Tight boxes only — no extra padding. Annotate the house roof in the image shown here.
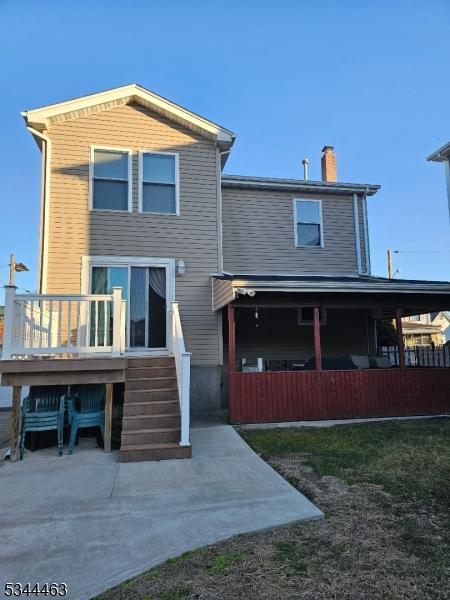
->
[22,83,236,155]
[211,273,450,311]
[401,321,441,333]
[221,175,380,196]
[426,142,450,162]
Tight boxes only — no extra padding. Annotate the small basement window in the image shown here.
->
[298,307,327,325]
[91,148,131,211]
[140,152,179,214]
[294,199,323,247]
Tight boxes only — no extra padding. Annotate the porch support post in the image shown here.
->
[313,307,322,370]
[228,304,236,374]
[112,286,122,357]
[10,386,21,462]
[227,304,236,420]
[395,309,406,369]
[104,383,113,453]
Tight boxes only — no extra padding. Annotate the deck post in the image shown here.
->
[104,383,113,453]
[10,385,21,462]
[313,307,322,370]
[3,285,17,360]
[395,309,406,368]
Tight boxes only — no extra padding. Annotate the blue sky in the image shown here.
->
[1,0,449,301]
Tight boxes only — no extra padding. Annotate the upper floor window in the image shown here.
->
[139,152,179,214]
[294,199,323,247]
[91,148,131,211]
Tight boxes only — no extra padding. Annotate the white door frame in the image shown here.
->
[81,255,176,355]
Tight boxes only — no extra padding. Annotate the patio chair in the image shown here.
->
[19,386,67,459]
[67,384,105,454]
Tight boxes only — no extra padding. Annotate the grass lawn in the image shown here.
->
[98,418,450,600]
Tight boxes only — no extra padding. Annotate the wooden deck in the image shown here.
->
[229,368,450,424]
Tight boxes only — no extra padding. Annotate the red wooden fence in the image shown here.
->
[229,368,450,424]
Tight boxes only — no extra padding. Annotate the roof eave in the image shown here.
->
[426,142,450,162]
[221,176,380,196]
[21,83,235,145]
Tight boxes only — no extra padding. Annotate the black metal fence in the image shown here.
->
[382,345,450,367]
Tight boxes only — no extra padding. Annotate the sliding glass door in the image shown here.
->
[91,264,167,350]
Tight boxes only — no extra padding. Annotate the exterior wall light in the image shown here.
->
[177,258,186,275]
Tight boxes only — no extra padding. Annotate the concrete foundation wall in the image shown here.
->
[190,365,223,412]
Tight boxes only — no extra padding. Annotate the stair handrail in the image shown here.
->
[171,301,191,447]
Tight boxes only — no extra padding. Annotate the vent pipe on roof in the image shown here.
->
[301,158,309,180]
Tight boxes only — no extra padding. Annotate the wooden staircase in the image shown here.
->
[119,357,192,462]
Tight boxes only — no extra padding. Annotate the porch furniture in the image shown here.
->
[350,355,371,369]
[303,355,359,370]
[67,384,105,454]
[265,359,288,371]
[370,356,391,369]
[288,359,307,371]
[19,386,67,459]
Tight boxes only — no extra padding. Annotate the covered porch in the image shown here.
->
[213,274,450,424]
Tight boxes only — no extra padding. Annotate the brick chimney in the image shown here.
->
[321,146,337,182]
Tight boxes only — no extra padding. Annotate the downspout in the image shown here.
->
[27,126,51,294]
[216,148,231,275]
[353,192,362,274]
[361,187,371,275]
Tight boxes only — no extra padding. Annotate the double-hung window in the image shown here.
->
[294,199,323,247]
[140,152,179,214]
[91,148,130,211]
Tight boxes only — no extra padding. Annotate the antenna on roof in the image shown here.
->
[301,158,309,180]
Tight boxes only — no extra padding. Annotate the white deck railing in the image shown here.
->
[171,301,191,447]
[2,285,126,359]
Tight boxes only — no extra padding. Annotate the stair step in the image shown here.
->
[126,366,176,379]
[123,400,179,416]
[121,427,181,445]
[120,443,191,462]
[124,389,178,402]
[127,357,174,368]
[122,413,181,430]
[126,376,177,391]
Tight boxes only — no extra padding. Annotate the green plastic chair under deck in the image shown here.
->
[19,386,67,459]
[67,384,105,454]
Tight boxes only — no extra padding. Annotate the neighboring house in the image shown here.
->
[402,312,450,345]
[0,305,4,348]
[427,142,450,221]
[431,310,450,342]
[1,84,450,462]
[401,320,443,346]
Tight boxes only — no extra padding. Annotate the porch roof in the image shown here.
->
[211,273,450,314]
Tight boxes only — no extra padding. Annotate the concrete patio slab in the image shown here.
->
[0,423,323,600]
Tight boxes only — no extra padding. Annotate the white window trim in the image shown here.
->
[293,198,324,248]
[81,255,176,355]
[89,145,133,213]
[297,306,327,326]
[138,150,180,215]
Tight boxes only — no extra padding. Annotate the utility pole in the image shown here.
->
[8,254,30,286]
[387,249,393,279]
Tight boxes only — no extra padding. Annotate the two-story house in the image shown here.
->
[1,84,450,462]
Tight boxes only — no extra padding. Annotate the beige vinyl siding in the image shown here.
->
[212,278,235,311]
[45,103,220,366]
[222,187,362,275]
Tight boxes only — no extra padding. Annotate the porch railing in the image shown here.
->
[2,285,126,359]
[171,301,191,447]
[382,345,450,367]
